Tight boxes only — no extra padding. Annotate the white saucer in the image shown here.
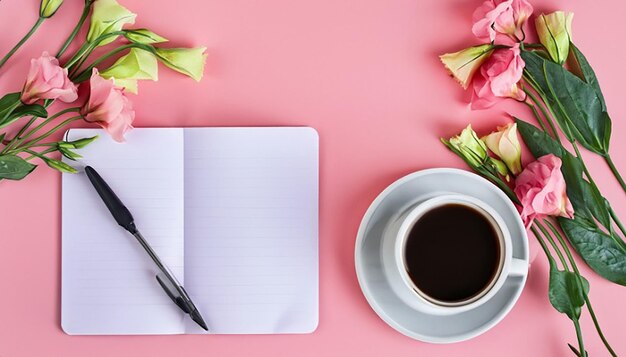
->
[355,168,529,343]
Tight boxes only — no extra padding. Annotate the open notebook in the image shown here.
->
[61,127,319,335]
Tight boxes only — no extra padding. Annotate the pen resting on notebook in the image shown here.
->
[84,165,209,331]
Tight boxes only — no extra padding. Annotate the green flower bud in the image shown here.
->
[59,135,98,149]
[44,157,77,173]
[40,0,64,18]
[155,47,207,81]
[59,146,83,161]
[445,125,489,167]
[536,12,574,64]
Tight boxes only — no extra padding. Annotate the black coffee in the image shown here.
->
[404,204,501,303]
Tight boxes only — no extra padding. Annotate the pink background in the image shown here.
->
[1,0,626,356]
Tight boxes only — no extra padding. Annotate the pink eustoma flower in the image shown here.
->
[21,52,78,105]
[472,0,533,44]
[471,43,526,110]
[514,154,574,227]
[81,69,135,142]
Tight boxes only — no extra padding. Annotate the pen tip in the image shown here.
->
[191,310,209,331]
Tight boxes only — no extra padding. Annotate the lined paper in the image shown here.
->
[61,127,319,335]
[62,128,186,335]
[183,127,319,333]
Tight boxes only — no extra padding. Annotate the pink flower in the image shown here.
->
[21,52,78,105]
[471,43,526,110]
[514,154,574,227]
[472,0,533,44]
[80,69,135,142]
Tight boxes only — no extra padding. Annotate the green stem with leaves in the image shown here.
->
[0,17,45,69]
[544,219,617,356]
[532,222,587,357]
[571,142,626,245]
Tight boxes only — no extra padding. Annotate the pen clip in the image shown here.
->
[155,273,191,313]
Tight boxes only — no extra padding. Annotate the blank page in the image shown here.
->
[62,128,186,335]
[183,127,319,333]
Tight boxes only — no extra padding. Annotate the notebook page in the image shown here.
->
[62,128,186,335]
[183,127,319,333]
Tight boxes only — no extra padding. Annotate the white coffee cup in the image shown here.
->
[381,194,527,315]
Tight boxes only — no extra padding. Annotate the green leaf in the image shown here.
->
[568,344,584,357]
[568,43,606,111]
[548,264,588,320]
[560,217,626,285]
[43,157,78,173]
[521,50,611,155]
[0,132,6,144]
[0,93,21,124]
[0,154,37,180]
[12,103,47,119]
[0,92,20,112]
[516,119,611,228]
[0,102,48,129]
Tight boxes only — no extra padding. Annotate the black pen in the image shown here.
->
[84,165,208,331]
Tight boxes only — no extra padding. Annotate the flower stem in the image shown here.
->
[25,147,56,161]
[0,116,38,154]
[544,219,617,357]
[16,115,83,151]
[530,224,554,262]
[608,206,626,242]
[73,44,136,82]
[64,30,126,72]
[0,17,45,69]
[525,101,549,133]
[573,319,587,357]
[8,107,81,153]
[523,87,560,143]
[56,2,93,58]
[535,220,568,269]
[604,154,626,194]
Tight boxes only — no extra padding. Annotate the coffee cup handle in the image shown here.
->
[509,258,528,277]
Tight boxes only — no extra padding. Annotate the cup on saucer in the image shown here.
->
[381,194,527,316]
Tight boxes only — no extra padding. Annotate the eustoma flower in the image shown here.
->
[155,47,208,82]
[514,154,574,226]
[472,0,534,43]
[471,43,526,109]
[21,52,78,104]
[87,0,136,46]
[80,69,135,142]
[439,44,494,89]
[100,48,158,94]
[482,123,522,175]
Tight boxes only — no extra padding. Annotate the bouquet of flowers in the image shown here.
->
[0,0,206,180]
[439,1,625,355]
